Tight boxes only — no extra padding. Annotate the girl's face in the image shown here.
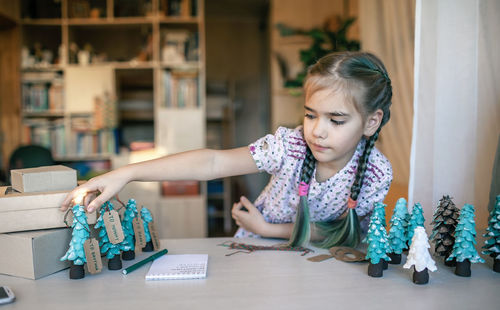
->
[303,88,380,174]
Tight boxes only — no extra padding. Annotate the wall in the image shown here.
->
[205,0,270,200]
[270,0,359,131]
[358,0,415,186]
[410,0,500,229]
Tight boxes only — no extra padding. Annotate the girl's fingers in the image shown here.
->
[239,196,256,212]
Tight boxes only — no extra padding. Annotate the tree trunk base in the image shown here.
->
[368,260,384,277]
[122,250,135,261]
[444,257,456,267]
[108,255,123,270]
[455,259,471,277]
[142,240,154,252]
[388,253,401,264]
[413,267,429,284]
[383,259,388,270]
[493,259,500,273]
[69,263,85,279]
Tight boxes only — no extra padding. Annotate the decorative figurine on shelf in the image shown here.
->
[61,204,90,280]
[407,202,425,246]
[482,195,500,273]
[96,201,123,270]
[141,206,154,252]
[447,204,485,277]
[121,199,138,260]
[387,198,409,264]
[365,202,391,277]
[430,195,460,266]
[403,226,437,284]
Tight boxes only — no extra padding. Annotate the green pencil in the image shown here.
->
[122,249,168,275]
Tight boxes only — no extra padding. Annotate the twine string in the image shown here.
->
[63,208,91,234]
[219,241,313,256]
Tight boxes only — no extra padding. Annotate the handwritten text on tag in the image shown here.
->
[103,210,125,244]
[84,238,103,274]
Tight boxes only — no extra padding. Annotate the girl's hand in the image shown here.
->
[60,168,129,213]
[231,196,268,236]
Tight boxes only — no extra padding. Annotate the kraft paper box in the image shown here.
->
[11,165,77,193]
[0,228,72,279]
[0,186,97,234]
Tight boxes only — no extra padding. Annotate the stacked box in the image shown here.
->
[0,186,97,233]
[0,229,72,279]
[0,165,95,279]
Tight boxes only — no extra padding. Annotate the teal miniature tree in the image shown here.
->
[407,203,425,246]
[430,195,460,266]
[482,195,500,273]
[96,201,122,270]
[121,199,138,260]
[387,198,409,264]
[61,204,90,279]
[447,204,485,277]
[141,206,154,252]
[365,202,391,277]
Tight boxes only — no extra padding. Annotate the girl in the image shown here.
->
[60,51,393,248]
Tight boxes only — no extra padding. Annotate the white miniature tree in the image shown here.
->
[403,226,437,284]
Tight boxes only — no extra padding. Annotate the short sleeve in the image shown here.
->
[248,127,291,175]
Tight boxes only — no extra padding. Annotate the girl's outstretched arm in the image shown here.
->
[60,147,258,212]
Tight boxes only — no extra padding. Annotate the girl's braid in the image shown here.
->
[350,127,381,201]
[300,147,316,183]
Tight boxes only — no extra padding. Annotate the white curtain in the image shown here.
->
[358,0,416,186]
[410,0,500,229]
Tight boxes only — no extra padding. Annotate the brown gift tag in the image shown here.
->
[84,238,103,274]
[148,220,160,250]
[133,217,147,248]
[307,254,334,262]
[103,210,125,244]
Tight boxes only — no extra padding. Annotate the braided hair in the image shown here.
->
[288,52,392,248]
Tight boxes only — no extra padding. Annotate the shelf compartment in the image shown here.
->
[21,0,62,19]
[68,24,153,64]
[21,25,62,67]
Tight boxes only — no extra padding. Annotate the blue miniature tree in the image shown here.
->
[482,195,500,273]
[407,203,425,246]
[387,198,409,264]
[96,201,122,270]
[141,206,154,252]
[365,202,391,277]
[61,204,90,279]
[447,204,484,277]
[121,199,138,260]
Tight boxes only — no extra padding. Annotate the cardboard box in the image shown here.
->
[0,186,97,233]
[11,165,77,193]
[0,228,72,279]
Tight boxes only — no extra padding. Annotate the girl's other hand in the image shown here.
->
[59,169,128,213]
[231,196,268,235]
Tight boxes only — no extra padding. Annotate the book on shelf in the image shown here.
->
[162,70,199,108]
[22,119,66,157]
[22,72,64,113]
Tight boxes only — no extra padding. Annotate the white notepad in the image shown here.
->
[145,254,208,280]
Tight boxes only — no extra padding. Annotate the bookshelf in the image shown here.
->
[19,0,207,237]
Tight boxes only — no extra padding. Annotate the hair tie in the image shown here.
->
[298,181,309,196]
[347,197,357,209]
